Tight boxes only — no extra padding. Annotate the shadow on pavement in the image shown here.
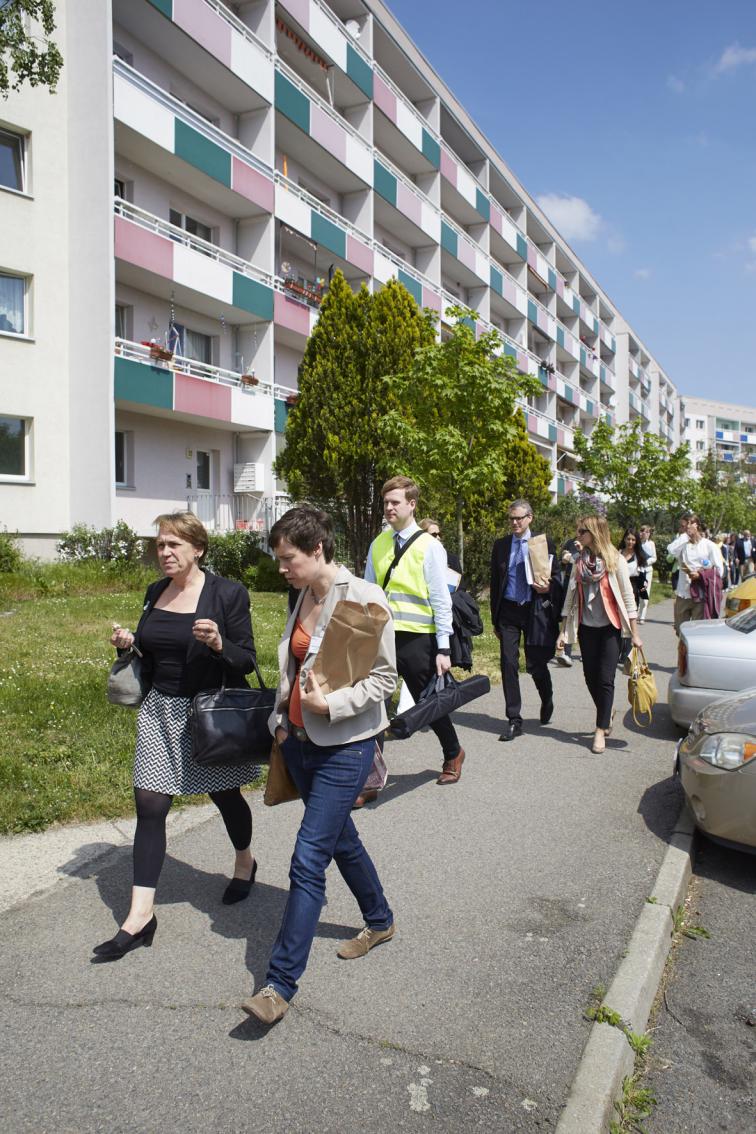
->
[637,775,685,841]
[363,768,440,808]
[620,705,680,743]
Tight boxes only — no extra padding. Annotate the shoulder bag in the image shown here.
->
[627,646,658,726]
[190,659,275,767]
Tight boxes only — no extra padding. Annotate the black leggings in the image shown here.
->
[133,787,252,888]
[577,623,622,730]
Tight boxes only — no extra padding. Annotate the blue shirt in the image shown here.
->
[365,521,453,647]
[504,531,531,605]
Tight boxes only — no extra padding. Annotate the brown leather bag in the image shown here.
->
[263,740,300,806]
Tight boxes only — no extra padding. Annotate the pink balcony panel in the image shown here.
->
[395,182,421,226]
[422,287,441,313]
[556,275,564,297]
[548,374,557,391]
[440,147,457,187]
[174,372,232,421]
[502,278,517,305]
[373,73,397,123]
[346,235,374,275]
[526,243,537,270]
[309,105,346,164]
[114,216,173,278]
[174,0,232,68]
[527,414,538,434]
[274,290,311,337]
[536,306,549,334]
[557,428,566,447]
[489,203,502,234]
[516,349,529,374]
[232,158,274,212]
[456,238,475,272]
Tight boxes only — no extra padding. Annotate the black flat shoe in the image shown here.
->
[92,915,157,960]
[540,698,554,725]
[222,860,258,905]
[498,721,523,742]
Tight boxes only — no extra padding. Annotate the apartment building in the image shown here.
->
[0,0,682,554]
[681,396,756,487]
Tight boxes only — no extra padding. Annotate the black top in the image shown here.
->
[131,570,256,698]
[140,610,197,696]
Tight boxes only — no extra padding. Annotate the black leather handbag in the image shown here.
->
[389,672,491,739]
[190,660,275,767]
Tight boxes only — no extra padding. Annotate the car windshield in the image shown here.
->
[729,607,756,634]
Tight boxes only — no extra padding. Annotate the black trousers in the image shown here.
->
[577,624,622,729]
[395,630,460,761]
[496,600,553,724]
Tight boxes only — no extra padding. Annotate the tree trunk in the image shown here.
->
[456,496,464,571]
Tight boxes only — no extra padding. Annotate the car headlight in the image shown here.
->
[697,733,756,770]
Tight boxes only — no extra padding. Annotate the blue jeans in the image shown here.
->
[265,735,393,1002]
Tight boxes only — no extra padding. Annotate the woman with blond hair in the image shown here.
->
[556,515,642,753]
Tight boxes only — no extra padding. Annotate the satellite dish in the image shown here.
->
[345,19,361,37]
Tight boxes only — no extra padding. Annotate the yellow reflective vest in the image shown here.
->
[371,529,436,633]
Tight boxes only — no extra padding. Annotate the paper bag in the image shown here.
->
[263,739,300,807]
[527,534,552,588]
[310,600,390,694]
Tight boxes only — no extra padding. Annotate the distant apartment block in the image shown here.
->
[1,0,683,555]
[681,396,756,487]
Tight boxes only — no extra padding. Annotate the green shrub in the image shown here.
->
[205,529,265,581]
[57,520,144,563]
[0,529,23,573]
[246,553,288,592]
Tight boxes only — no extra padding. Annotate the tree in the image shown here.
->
[1,0,63,95]
[574,419,691,527]
[380,305,543,567]
[693,448,755,534]
[275,272,436,569]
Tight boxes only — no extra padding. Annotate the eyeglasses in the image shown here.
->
[509,514,530,522]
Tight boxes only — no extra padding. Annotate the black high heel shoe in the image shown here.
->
[92,915,157,960]
[222,859,258,905]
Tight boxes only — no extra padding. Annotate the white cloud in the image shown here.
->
[714,42,756,74]
[634,268,652,280]
[748,236,756,254]
[535,193,602,242]
[667,74,685,93]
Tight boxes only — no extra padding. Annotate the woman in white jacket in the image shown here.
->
[557,515,642,753]
[637,524,657,624]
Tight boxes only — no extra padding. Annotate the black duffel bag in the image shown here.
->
[190,660,275,767]
[389,672,491,740]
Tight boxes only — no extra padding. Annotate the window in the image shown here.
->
[0,128,25,193]
[0,415,30,478]
[684,417,690,428]
[114,177,125,198]
[115,303,131,340]
[169,209,212,244]
[196,450,211,491]
[696,419,705,430]
[696,440,705,451]
[115,431,126,485]
[0,272,27,335]
[185,329,212,364]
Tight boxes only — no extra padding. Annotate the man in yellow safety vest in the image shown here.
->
[365,476,465,785]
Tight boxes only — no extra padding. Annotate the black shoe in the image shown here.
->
[92,915,157,960]
[222,860,258,905]
[540,698,554,725]
[498,721,523,742]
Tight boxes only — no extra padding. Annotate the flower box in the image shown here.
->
[141,340,174,362]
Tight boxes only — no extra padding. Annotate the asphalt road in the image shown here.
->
[0,603,685,1133]
[645,836,756,1134]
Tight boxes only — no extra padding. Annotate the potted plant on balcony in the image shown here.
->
[141,339,174,362]
[285,392,299,406]
[241,371,260,387]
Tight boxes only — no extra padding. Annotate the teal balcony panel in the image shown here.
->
[274,398,289,434]
[174,120,231,187]
[475,189,490,221]
[346,44,373,99]
[373,159,397,206]
[115,356,173,410]
[440,220,457,258]
[548,423,557,443]
[275,70,310,134]
[516,233,527,260]
[422,129,441,169]
[527,299,538,324]
[556,325,565,349]
[572,294,580,315]
[232,274,274,320]
[548,268,557,291]
[490,265,503,295]
[147,0,172,16]
[397,270,422,307]
[311,212,347,260]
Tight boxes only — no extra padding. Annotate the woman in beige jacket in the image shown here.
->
[556,515,642,753]
[241,504,397,1026]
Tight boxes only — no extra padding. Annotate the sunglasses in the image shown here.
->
[429,531,442,539]
[577,527,590,535]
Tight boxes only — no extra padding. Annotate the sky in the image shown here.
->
[386,0,756,407]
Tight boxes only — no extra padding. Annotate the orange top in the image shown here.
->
[288,619,312,728]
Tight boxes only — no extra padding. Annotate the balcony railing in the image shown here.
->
[113,58,273,178]
[202,0,272,59]
[373,61,440,141]
[115,198,274,288]
[306,0,371,64]
[275,171,372,246]
[276,58,366,145]
[374,147,437,215]
[282,274,325,307]
[115,337,273,396]
[187,493,291,533]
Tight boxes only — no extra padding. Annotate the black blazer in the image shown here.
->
[735,538,755,566]
[133,570,256,696]
[490,533,562,647]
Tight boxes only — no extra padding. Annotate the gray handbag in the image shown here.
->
[107,644,148,708]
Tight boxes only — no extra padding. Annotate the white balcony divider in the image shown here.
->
[202,0,272,57]
[113,58,273,177]
[115,337,273,396]
[114,198,273,288]
[373,61,440,141]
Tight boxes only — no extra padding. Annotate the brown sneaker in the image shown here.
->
[352,789,379,810]
[337,923,395,959]
[241,985,289,1025]
[436,747,465,784]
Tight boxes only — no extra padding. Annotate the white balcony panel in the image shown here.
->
[114,72,174,151]
[372,251,394,284]
[514,288,528,317]
[455,166,478,209]
[420,204,441,244]
[230,34,274,103]
[230,392,274,432]
[345,135,373,184]
[173,244,233,303]
[395,99,423,150]
[275,184,312,235]
[499,212,519,254]
[535,252,549,281]
[474,249,488,282]
[309,4,348,70]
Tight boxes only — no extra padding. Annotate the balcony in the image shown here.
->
[114,338,274,432]
[372,61,440,179]
[113,58,275,218]
[440,214,488,288]
[274,172,375,279]
[373,149,441,246]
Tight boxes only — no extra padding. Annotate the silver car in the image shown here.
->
[676,687,756,852]
[668,607,756,729]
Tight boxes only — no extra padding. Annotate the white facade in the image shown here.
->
[1,0,686,555]
[681,396,756,485]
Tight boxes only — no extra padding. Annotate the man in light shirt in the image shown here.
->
[366,477,464,786]
[735,530,755,579]
[667,514,725,632]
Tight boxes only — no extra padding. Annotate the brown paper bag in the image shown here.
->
[527,533,552,588]
[263,739,300,807]
[310,600,390,694]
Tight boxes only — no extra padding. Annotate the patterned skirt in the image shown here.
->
[134,687,261,795]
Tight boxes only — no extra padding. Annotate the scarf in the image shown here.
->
[576,550,607,583]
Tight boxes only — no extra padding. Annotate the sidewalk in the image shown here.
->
[0,601,686,1132]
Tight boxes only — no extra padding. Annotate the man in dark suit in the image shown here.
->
[735,530,755,578]
[490,499,562,741]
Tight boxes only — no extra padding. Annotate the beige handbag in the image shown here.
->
[627,647,658,726]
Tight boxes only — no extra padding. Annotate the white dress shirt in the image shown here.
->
[667,534,724,598]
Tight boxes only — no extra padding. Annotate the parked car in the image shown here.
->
[668,606,756,728]
[724,574,756,617]
[676,686,756,852]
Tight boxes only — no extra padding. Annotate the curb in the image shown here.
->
[0,800,225,915]
[556,805,695,1134]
